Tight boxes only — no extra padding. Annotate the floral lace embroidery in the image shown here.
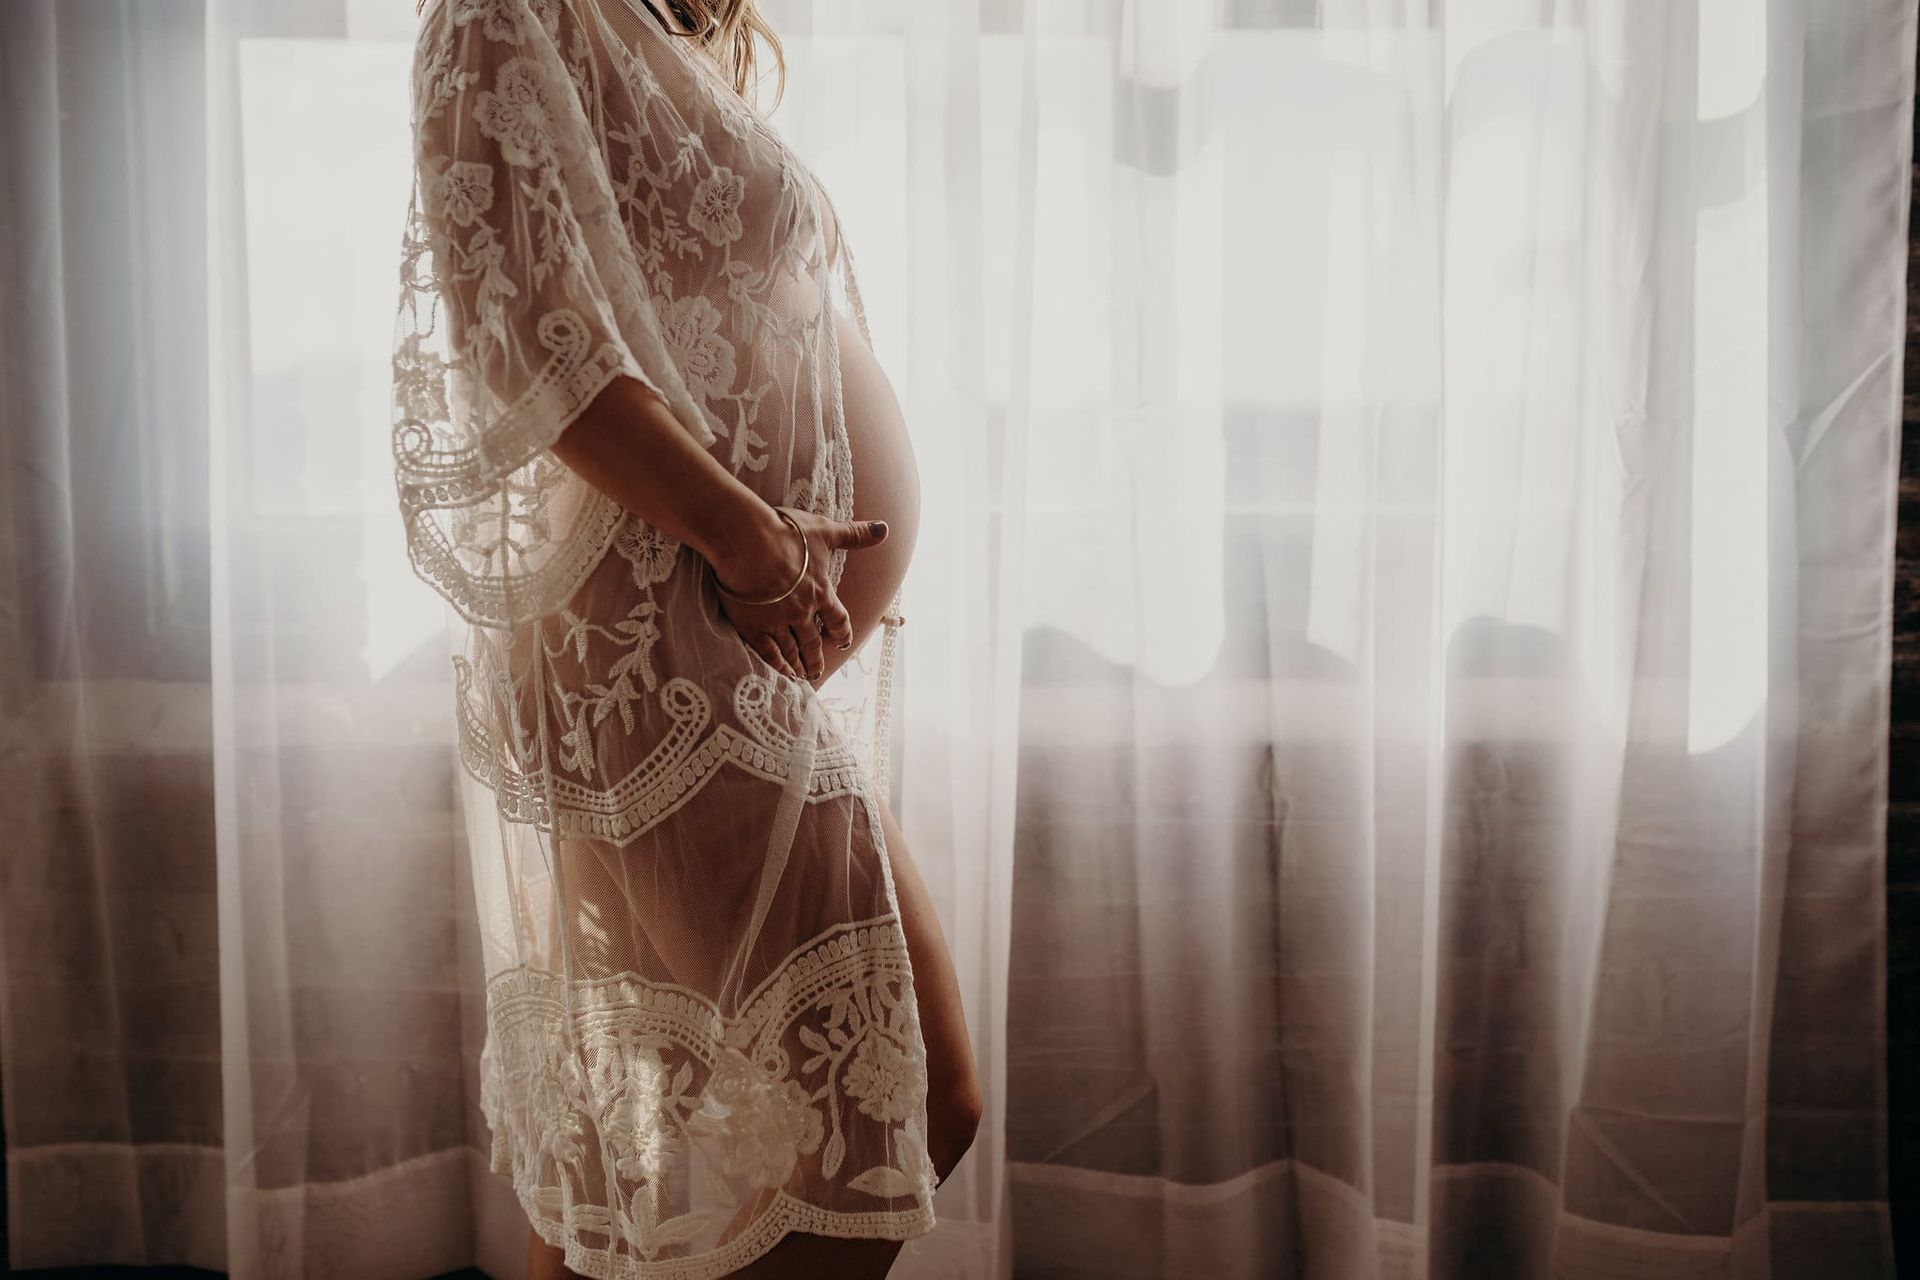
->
[455,659,867,846]
[483,919,938,1275]
[397,3,927,1271]
[396,0,836,630]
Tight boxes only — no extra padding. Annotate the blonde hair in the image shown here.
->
[657,0,785,107]
[413,0,785,108]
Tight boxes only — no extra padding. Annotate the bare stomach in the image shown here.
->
[819,306,919,683]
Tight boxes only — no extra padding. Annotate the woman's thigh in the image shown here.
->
[872,795,979,1120]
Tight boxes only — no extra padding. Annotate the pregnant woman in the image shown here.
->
[391,1,979,1275]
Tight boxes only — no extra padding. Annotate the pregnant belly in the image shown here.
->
[822,305,919,680]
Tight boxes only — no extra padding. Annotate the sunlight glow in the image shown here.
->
[238,39,445,682]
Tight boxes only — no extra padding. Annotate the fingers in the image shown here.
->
[791,610,837,679]
[719,524,866,678]
[772,626,804,679]
[818,597,854,651]
[748,632,797,679]
[819,517,888,552]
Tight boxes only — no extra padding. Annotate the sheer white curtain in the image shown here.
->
[0,1,1908,1278]
[869,1,1911,1273]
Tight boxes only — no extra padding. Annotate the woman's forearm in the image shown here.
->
[550,373,795,596]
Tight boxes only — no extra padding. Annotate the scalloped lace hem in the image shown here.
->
[515,1179,938,1280]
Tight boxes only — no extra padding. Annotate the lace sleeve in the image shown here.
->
[391,0,715,627]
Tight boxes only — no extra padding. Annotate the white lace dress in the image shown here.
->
[390,0,936,1273]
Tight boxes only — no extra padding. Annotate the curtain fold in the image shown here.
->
[0,0,225,1267]
[0,1,1908,1277]
[987,3,1908,1275]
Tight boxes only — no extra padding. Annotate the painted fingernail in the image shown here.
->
[869,521,887,537]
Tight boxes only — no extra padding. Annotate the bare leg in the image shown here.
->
[872,793,984,1182]
[721,793,983,1278]
[520,783,979,1279]
[720,1230,906,1279]
[527,1228,583,1280]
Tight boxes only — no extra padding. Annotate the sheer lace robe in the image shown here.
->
[390,1,935,1273]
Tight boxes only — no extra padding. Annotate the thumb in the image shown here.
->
[827,518,889,551]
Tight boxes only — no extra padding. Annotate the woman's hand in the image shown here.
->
[708,505,889,683]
